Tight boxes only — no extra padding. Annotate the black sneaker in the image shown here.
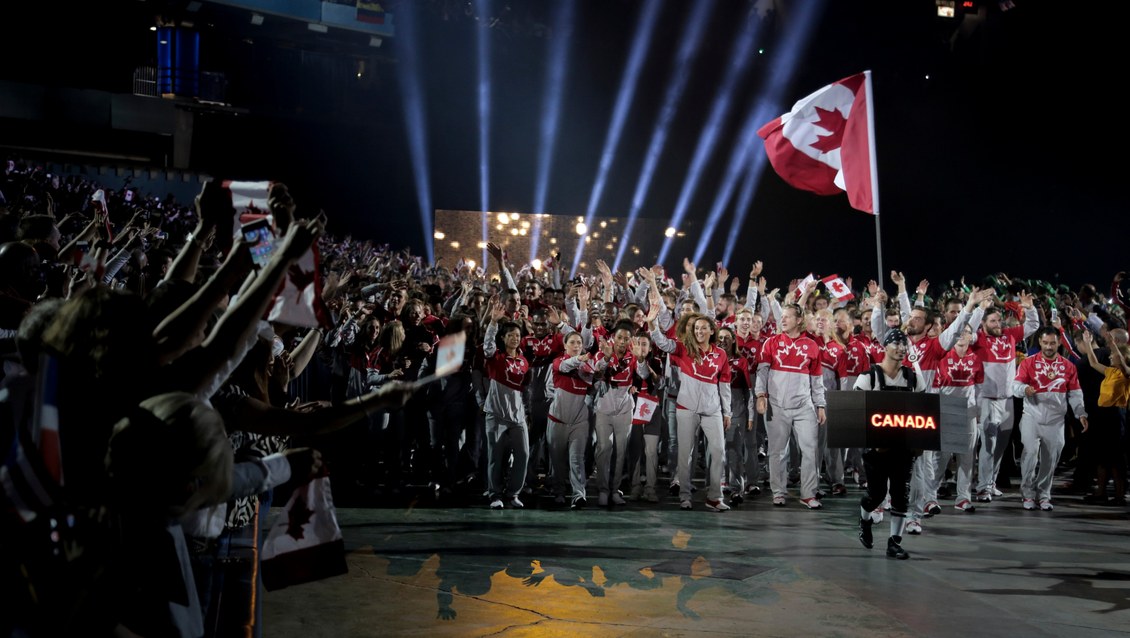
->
[730,493,744,506]
[571,496,586,509]
[859,518,873,549]
[886,536,909,560]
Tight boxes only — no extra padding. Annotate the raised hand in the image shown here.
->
[729,276,740,294]
[644,302,660,324]
[890,270,905,286]
[717,264,729,284]
[750,260,763,280]
[683,258,696,276]
[598,337,613,357]
[486,242,503,263]
[917,279,930,296]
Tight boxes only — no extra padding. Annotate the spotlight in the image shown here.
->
[531,259,542,270]
[466,259,476,269]
[520,221,530,229]
[510,228,519,235]
[497,213,509,223]
[600,221,607,228]
[434,231,445,239]
[509,212,519,221]
[575,222,587,235]
[497,223,504,230]
[665,227,677,238]
[150,25,157,31]
[476,241,487,249]
[585,236,591,244]
[450,241,460,249]
[519,228,527,236]
[549,238,557,244]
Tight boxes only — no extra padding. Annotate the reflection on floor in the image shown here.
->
[263,477,1129,638]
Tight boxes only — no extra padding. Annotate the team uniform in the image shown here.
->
[1011,352,1087,509]
[755,332,826,506]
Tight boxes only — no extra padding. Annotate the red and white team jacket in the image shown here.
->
[934,348,984,410]
[755,332,826,411]
[593,350,649,417]
[1011,353,1087,425]
[651,328,732,418]
[483,322,530,425]
[547,355,595,426]
[971,306,1039,399]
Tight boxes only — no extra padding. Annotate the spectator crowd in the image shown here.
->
[0,158,1126,636]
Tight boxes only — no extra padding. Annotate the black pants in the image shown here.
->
[860,449,915,516]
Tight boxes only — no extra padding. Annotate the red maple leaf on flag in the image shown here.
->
[287,264,316,305]
[810,106,847,153]
[639,402,651,418]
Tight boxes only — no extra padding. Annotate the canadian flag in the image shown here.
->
[758,71,878,214]
[267,243,332,329]
[821,274,855,302]
[632,392,659,426]
[794,273,816,300]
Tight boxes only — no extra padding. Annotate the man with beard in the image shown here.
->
[1012,327,1089,511]
[969,291,1040,502]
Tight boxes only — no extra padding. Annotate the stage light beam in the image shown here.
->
[656,8,765,266]
[476,0,492,267]
[531,0,576,261]
[571,0,665,275]
[613,0,716,271]
[393,4,435,262]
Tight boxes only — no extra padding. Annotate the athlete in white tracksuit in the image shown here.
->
[1011,327,1088,509]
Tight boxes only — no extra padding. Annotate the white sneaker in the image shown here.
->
[800,497,823,510]
[906,519,923,535]
[1039,499,1054,511]
[680,499,693,510]
[598,492,609,507]
[870,507,885,523]
[490,499,504,509]
[611,491,627,506]
[705,498,730,512]
[1022,498,1036,511]
[507,496,524,509]
[991,486,1004,497]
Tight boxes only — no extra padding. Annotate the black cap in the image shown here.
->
[883,329,908,347]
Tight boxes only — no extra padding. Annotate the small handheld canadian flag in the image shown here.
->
[821,274,855,302]
[794,273,817,299]
[632,392,659,426]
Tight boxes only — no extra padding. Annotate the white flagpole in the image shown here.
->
[863,70,883,282]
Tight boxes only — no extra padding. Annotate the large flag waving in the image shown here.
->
[758,71,877,214]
